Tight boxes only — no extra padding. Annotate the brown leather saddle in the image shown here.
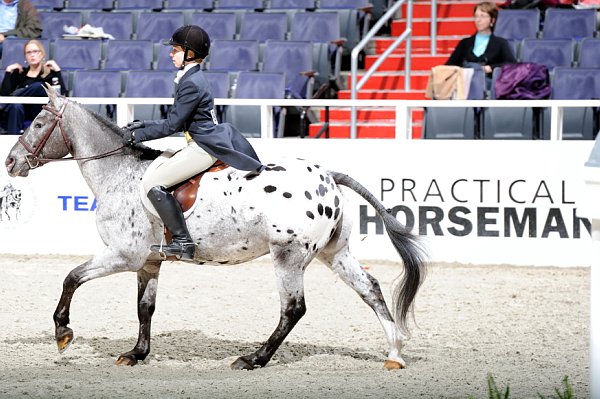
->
[170,160,229,212]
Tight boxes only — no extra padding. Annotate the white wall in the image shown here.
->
[0,137,593,267]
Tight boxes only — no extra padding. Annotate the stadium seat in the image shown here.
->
[578,38,600,68]
[542,8,596,40]
[124,70,176,120]
[1,38,49,69]
[519,39,575,69]
[65,0,113,10]
[136,12,184,42]
[187,12,237,41]
[165,0,214,10]
[104,40,154,70]
[262,40,314,99]
[39,11,82,39]
[114,0,163,10]
[494,9,540,41]
[203,71,230,99]
[547,67,600,139]
[88,12,134,40]
[207,40,259,72]
[319,0,370,8]
[239,12,287,42]
[215,0,264,9]
[155,44,175,71]
[225,71,286,138]
[268,0,316,8]
[467,69,486,100]
[52,39,103,70]
[31,0,64,11]
[71,70,122,117]
[422,107,477,139]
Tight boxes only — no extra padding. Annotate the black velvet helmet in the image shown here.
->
[168,25,210,60]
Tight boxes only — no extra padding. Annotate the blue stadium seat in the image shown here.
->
[422,107,477,139]
[546,67,599,140]
[578,38,600,68]
[519,39,575,69]
[104,40,154,70]
[1,38,49,69]
[31,0,64,11]
[207,40,259,71]
[240,12,287,42]
[65,0,113,10]
[494,9,540,41]
[268,0,315,9]
[542,8,596,40]
[124,70,176,120]
[114,0,163,10]
[88,12,133,40]
[467,69,486,100]
[319,0,370,7]
[215,0,263,9]
[155,44,175,70]
[225,71,286,137]
[39,11,82,39]
[263,40,314,98]
[136,12,184,42]
[188,12,237,40]
[52,39,103,70]
[71,70,122,117]
[165,0,214,10]
[203,71,230,99]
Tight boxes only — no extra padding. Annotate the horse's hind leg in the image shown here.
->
[231,244,311,370]
[317,248,407,370]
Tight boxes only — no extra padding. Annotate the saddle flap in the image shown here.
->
[172,160,229,214]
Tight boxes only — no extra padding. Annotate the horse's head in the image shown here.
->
[5,84,72,177]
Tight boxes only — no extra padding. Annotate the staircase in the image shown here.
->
[308,0,481,139]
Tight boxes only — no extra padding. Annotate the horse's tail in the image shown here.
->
[330,171,428,334]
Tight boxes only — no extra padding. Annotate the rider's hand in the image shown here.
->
[126,120,145,131]
[122,129,136,146]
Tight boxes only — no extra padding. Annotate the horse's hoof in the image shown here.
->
[56,328,74,353]
[230,356,255,370]
[384,360,405,370]
[115,355,138,366]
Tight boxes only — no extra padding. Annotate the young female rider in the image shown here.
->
[124,25,264,261]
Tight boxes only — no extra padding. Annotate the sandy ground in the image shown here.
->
[0,254,590,399]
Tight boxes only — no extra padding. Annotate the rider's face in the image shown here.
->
[170,46,184,68]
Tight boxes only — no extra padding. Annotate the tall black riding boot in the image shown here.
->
[147,186,195,260]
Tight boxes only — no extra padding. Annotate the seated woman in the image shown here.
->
[445,1,516,88]
[0,39,66,134]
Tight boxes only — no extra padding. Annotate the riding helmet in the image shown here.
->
[168,25,210,60]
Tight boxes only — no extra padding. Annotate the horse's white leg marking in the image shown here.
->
[318,227,407,368]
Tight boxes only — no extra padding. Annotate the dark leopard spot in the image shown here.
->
[306,210,314,219]
[334,196,340,207]
[305,191,312,200]
[317,203,324,215]
[264,185,277,193]
[283,192,292,199]
[325,206,333,218]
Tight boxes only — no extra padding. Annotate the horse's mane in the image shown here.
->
[78,104,162,161]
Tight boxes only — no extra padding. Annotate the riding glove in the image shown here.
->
[126,120,145,131]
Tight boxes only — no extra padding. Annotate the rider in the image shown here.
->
[124,25,264,261]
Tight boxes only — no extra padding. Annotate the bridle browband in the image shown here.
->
[17,100,127,169]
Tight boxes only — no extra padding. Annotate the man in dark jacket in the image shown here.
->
[125,25,264,261]
[0,0,43,58]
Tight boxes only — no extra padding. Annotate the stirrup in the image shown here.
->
[150,241,195,261]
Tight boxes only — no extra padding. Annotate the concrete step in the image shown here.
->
[364,54,448,71]
[346,72,430,90]
[319,107,424,122]
[374,36,462,55]
[392,18,475,37]
[405,1,480,19]
[308,122,422,139]
[337,90,427,100]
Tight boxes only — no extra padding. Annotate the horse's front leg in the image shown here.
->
[115,260,161,366]
[53,252,145,352]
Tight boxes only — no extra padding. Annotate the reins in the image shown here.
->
[18,99,127,169]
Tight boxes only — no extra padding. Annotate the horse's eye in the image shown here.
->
[35,123,42,128]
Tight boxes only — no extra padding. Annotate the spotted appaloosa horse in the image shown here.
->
[4,88,427,370]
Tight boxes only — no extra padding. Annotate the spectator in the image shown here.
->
[445,1,516,88]
[0,0,43,58]
[0,39,65,135]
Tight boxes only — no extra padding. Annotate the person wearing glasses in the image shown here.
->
[0,39,65,134]
[0,0,43,58]
[124,25,264,261]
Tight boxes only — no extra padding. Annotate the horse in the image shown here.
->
[4,88,427,370]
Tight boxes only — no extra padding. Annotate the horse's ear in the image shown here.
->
[43,82,58,102]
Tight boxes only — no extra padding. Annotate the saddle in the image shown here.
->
[170,160,228,212]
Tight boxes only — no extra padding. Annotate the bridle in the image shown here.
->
[17,100,127,169]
